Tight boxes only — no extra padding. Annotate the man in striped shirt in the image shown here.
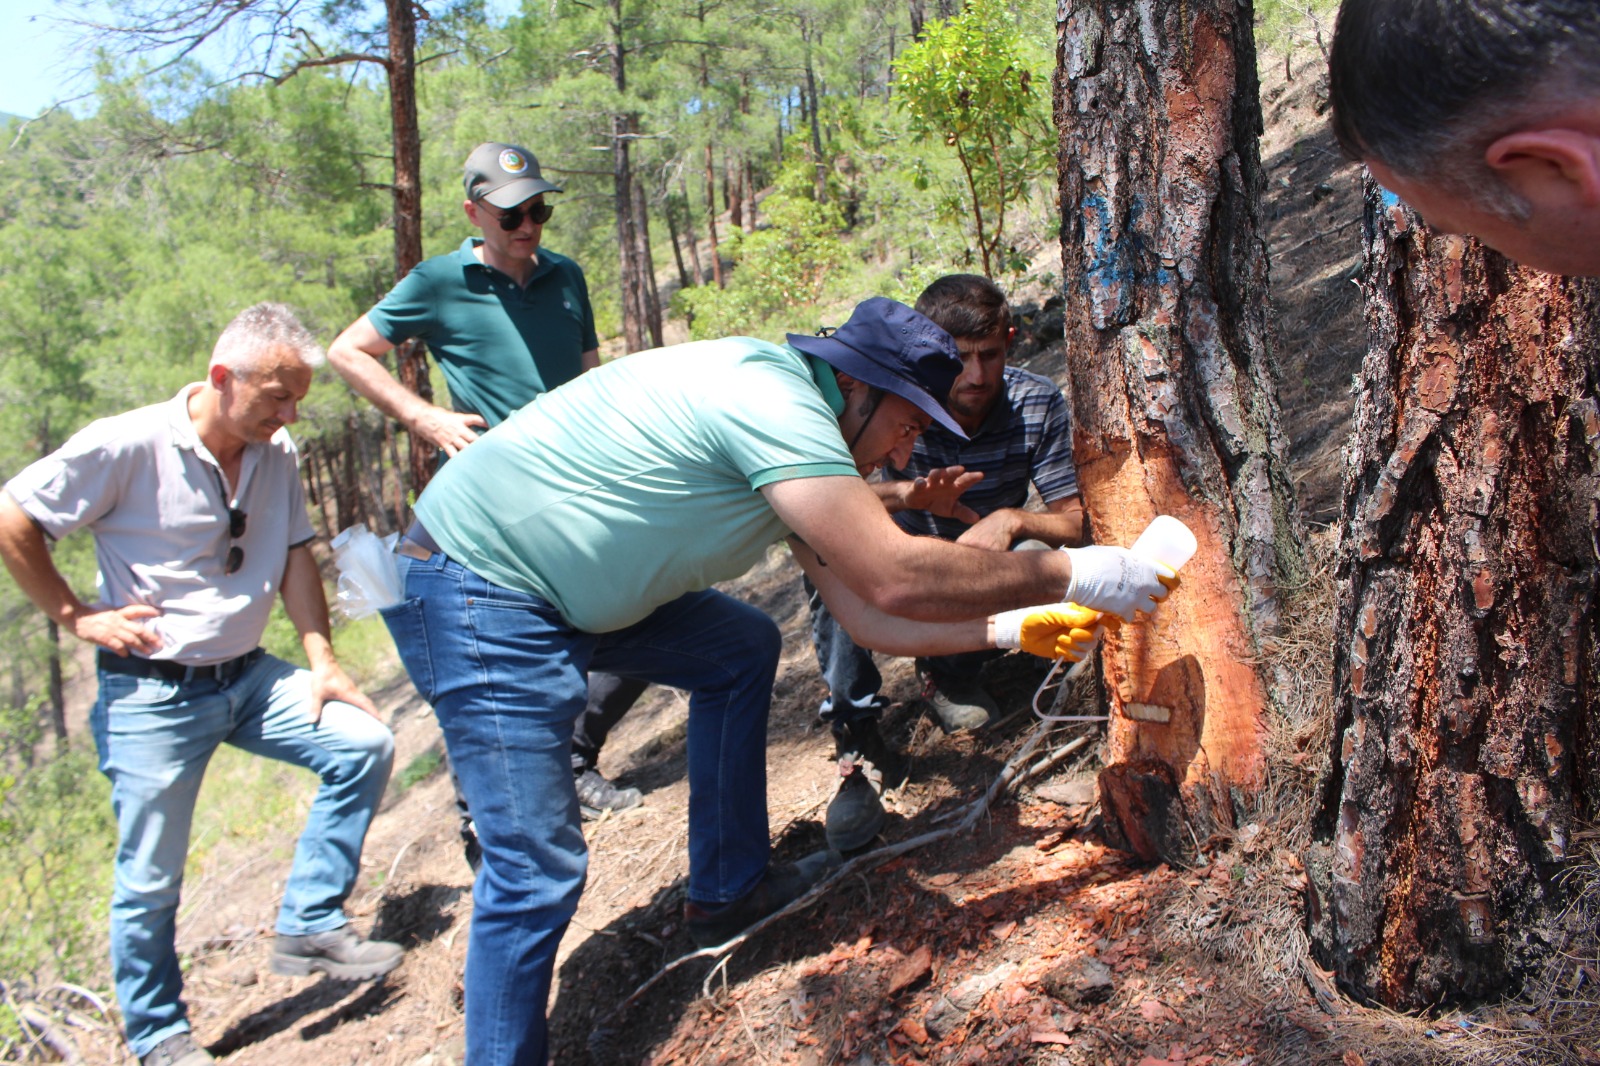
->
[811,274,1087,851]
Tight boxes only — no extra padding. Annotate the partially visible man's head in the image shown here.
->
[208,303,322,443]
[1329,0,1600,275]
[915,274,1014,430]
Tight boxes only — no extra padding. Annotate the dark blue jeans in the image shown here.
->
[383,552,780,1066]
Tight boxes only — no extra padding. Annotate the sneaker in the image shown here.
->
[141,1032,213,1066]
[270,925,403,981]
[575,768,643,819]
[921,671,997,733]
[824,718,903,853]
[684,850,837,948]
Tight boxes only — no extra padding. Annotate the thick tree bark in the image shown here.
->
[384,0,433,499]
[1311,183,1600,1009]
[1056,0,1300,862]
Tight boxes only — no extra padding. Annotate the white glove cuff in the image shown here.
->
[991,608,1029,650]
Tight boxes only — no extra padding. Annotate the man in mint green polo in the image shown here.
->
[379,297,1174,1065]
[328,141,645,845]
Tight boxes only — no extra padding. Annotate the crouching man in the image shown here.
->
[382,296,1170,1065]
[0,304,399,1066]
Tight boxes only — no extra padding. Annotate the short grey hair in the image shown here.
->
[209,303,326,376]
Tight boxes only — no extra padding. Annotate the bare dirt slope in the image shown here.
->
[49,54,1378,1066]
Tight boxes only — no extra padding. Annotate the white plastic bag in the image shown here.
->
[330,524,403,619]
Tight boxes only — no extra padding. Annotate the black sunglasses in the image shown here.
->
[493,202,555,231]
[225,507,248,575]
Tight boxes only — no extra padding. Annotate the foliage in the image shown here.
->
[393,747,444,795]
[1254,0,1341,56]
[893,0,1054,279]
[676,156,850,340]
[0,0,1063,987]
[0,734,115,986]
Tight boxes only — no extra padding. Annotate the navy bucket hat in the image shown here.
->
[788,297,968,440]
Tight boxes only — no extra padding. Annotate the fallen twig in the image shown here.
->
[590,718,1066,1043]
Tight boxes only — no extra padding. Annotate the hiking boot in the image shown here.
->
[141,1032,213,1066]
[684,850,837,948]
[824,718,903,853]
[270,925,403,981]
[826,757,886,853]
[921,671,997,733]
[575,768,643,819]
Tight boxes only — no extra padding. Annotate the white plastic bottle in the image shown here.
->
[1034,515,1198,721]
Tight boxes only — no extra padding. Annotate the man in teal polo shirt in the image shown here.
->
[380,297,1173,1065]
[328,142,646,851]
[329,141,599,443]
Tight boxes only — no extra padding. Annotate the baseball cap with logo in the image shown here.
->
[463,142,564,208]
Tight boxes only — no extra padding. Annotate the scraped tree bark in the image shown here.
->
[1055,0,1301,862]
[1311,186,1600,1009]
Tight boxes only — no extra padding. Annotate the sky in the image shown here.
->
[0,0,95,119]
[0,0,525,122]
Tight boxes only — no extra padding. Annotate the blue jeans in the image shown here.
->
[803,577,998,733]
[383,553,780,1066]
[90,654,395,1058]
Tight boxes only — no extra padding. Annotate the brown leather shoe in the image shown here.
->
[270,925,402,980]
[140,1031,213,1066]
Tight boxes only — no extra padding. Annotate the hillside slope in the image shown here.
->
[42,56,1374,1066]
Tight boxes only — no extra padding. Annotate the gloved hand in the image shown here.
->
[993,603,1103,661]
[1058,545,1178,621]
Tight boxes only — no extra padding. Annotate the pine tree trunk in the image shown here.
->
[45,618,64,751]
[631,174,663,347]
[704,145,724,289]
[666,197,691,290]
[1055,0,1300,861]
[1310,183,1600,1009]
[608,4,660,354]
[384,0,434,499]
[681,175,706,285]
[804,27,827,205]
[728,157,744,232]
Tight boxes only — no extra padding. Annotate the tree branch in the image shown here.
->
[271,52,390,84]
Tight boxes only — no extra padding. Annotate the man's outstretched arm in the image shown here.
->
[764,475,1169,623]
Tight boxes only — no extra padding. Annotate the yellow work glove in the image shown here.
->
[992,603,1103,661]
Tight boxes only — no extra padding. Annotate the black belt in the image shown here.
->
[397,519,443,562]
[98,647,265,684]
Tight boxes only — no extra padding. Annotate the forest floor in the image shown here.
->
[36,53,1581,1066]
